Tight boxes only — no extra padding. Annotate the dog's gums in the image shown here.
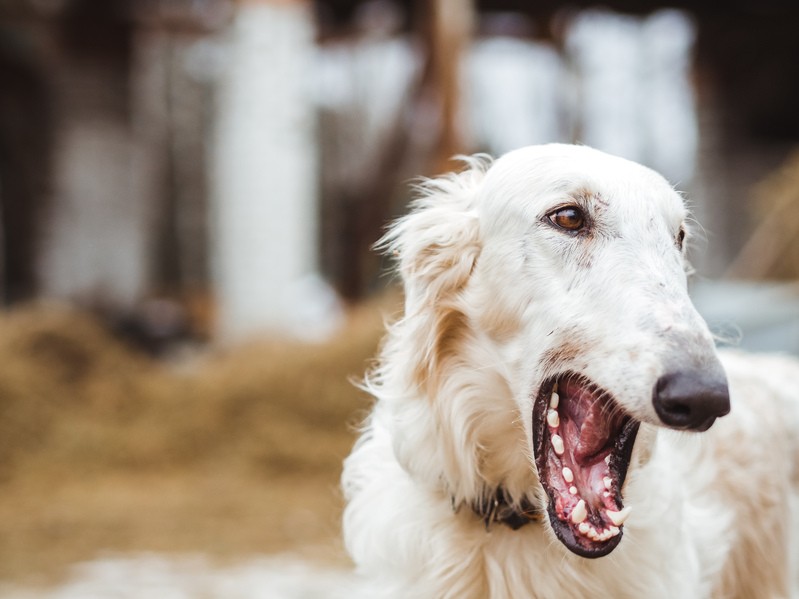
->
[533,374,640,558]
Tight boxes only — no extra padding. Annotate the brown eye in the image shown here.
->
[548,207,586,232]
[676,226,686,250]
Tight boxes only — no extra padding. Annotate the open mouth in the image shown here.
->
[533,373,640,558]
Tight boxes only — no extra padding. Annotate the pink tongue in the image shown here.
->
[561,379,612,463]
[575,403,613,462]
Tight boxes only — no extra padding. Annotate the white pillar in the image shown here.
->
[565,9,697,183]
[40,119,150,308]
[211,1,332,341]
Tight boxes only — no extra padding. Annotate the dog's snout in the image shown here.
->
[652,368,730,431]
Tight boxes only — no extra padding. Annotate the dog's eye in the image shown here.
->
[676,226,686,250]
[548,207,585,232]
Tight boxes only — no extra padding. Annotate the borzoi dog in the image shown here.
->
[342,144,799,598]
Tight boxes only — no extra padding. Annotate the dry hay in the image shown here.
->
[0,297,396,583]
[727,149,799,279]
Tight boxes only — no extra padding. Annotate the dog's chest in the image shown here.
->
[469,524,712,599]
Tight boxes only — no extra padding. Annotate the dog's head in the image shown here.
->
[377,144,729,559]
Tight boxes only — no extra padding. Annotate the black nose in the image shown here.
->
[653,368,730,431]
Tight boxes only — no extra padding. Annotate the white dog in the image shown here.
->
[342,144,799,598]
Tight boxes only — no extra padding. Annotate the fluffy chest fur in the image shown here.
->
[345,363,798,598]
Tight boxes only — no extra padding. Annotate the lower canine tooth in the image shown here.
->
[606,506,632,526]
[571,499,587,523]
[551,434,564,455]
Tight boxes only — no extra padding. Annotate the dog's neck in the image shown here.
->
[465,487,544,530]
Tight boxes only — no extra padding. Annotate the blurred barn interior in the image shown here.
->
[1,0,798,343]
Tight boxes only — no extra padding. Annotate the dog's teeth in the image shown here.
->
[606,506,632,526]
[550,392,559,409]
[569,486,578,495]
[571,499,587,524]
[547,409,560,428]
[603,491,611,498]
[603,477,613,490]
[562,467,574,483]
[609,526,620,537]
[604,455,611,465]
[578,522,590,535]
[551,434,564,455]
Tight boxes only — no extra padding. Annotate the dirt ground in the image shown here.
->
[0,298,394,586]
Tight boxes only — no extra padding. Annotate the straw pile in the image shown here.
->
[0,298,393,582]
[727,149,799,279]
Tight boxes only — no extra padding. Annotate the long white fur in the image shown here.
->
[342,144,799,598]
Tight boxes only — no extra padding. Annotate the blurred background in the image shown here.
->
[0,0,797,595]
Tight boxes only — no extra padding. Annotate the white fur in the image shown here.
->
[342,144,799,598]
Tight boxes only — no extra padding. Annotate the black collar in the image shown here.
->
[466,487,544,531]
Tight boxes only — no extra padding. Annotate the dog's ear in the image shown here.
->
[378,157,489,393]
[380,158,489,307]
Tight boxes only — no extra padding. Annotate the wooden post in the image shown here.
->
[424,0,474,173]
